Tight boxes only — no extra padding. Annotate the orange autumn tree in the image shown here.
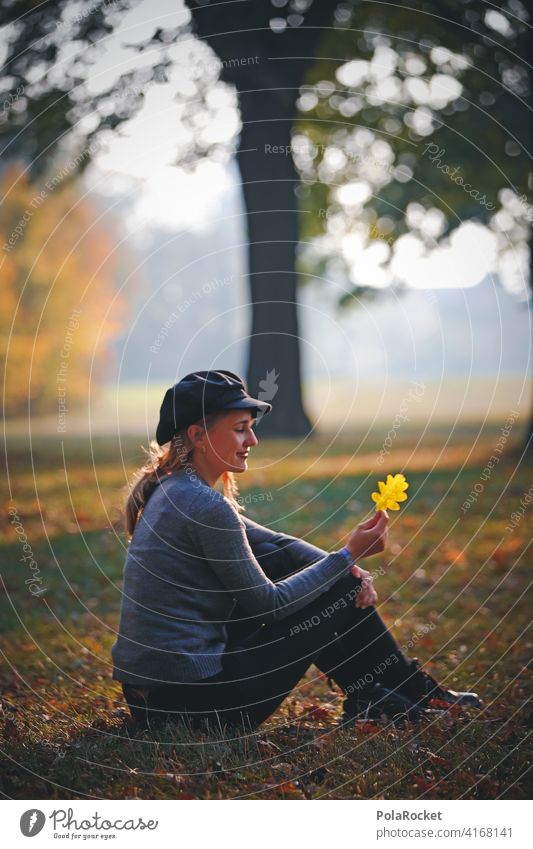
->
[1,163,127,418]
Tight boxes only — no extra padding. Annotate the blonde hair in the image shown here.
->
[124,409,244,540]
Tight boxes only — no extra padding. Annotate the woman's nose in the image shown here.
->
[246,430,259,447]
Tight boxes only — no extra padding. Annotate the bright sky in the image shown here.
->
[84,0,236,232]
[92,141,518,293]
[79,0,527,296]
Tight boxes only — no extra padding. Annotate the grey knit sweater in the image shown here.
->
[111,469,352,685]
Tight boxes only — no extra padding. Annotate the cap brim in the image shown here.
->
[222,396,272,416]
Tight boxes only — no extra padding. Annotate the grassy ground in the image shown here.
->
[1,424,531,799]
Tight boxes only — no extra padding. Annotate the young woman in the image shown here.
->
[112,369,482,732]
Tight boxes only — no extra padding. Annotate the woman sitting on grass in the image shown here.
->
[112,369,482,732]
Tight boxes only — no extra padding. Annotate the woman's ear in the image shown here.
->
[187,423,206,453]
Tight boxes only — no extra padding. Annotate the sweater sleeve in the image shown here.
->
[240,514,328,570]
[188,490,351,622]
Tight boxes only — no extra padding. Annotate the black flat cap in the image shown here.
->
[155,369,273,445]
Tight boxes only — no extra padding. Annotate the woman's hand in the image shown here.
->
[346,510,389,561]
[351,564,378,609]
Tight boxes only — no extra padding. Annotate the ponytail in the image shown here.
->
[123,411,244,540]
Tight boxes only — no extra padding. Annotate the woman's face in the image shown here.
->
[202,409,259,474]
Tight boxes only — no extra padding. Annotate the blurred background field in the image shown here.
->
[3,375,528,438]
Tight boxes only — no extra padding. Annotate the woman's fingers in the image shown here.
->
[346,510,390,561]
[358,510,388,531]
[355,589,378,608]
[358,589,378,608]
[352,566,378,608]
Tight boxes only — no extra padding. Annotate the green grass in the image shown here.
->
[0,425,531,799]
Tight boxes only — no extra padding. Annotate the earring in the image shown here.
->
[201,446,206,454]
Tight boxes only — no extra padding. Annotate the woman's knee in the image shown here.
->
[249,539,295,580]
[306,572,377,632]
[325,570,363,606]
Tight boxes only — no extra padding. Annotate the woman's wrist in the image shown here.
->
[338,545,356,565]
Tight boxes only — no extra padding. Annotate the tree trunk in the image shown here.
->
[236,88,313,437]
[187,0,339,436]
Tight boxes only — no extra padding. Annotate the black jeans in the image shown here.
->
[122,540,417,732]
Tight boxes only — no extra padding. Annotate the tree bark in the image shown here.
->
[235,88,313,437]
[187,0,338,436]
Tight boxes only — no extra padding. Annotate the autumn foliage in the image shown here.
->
[1,163,127,418]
